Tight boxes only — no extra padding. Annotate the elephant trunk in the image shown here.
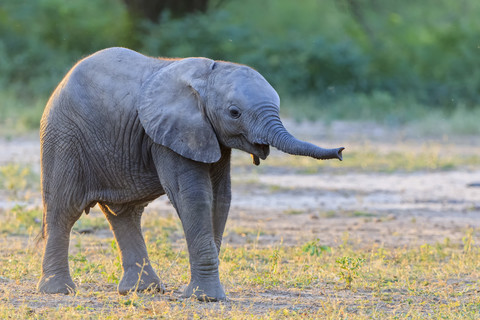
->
[255,113,344,161]
[269,125,344,160]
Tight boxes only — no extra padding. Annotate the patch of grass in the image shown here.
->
[336,256,366,289]
[1,225,479,318]
[267,184,289,193]
[350,211,377,217]
[0,164,42,236]
[227,226,266,241]
[283,209,304,215]
[143,213,184,246]
[319,210,338,218]
[302,238,331,257]
[0,205,41,235]
[0,163,39,199]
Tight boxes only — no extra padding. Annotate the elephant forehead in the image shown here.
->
[227,67,280,106]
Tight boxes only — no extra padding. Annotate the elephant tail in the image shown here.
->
[34,210,47,247]
[34,231,45,247]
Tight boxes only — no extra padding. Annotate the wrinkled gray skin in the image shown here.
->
[37,47,343,301]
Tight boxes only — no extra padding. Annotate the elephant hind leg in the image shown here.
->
[99,203,164,295]
[38,131,87,294]
[37,207,82,294]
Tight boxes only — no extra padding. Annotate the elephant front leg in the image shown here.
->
[100,204,163,295]
[153,148,225,301]
[211,147,232,254]
[178,198,226,301]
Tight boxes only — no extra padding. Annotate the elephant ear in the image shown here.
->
[137,58,221,163]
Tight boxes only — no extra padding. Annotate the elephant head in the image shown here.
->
[138,58,344,164]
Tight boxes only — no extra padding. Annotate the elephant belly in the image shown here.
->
[84,161,165,209]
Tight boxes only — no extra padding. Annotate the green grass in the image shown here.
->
[349,211,376,218]
[0,163,39,199]
[0,215,479,319]
[0,206,41,236]
[0,156,479,318]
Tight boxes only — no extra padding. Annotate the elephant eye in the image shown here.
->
[229,106,241,119]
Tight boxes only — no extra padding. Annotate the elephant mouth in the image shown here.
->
[250,143,270,166]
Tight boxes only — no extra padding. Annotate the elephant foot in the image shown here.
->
[37,273,76,294]
[183,279,226,302]
[118,264,164,295]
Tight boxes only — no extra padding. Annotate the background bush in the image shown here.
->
[1,0,479,129]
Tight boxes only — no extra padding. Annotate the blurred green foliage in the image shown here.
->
[1,0,479,129]
[0,0,133,97]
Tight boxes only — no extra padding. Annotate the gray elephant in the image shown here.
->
[37,47,343,301]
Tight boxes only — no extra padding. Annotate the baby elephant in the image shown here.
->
[37,47,343,301]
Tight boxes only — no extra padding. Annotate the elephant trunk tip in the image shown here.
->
[336,147,345,161]
[316,146,344,161]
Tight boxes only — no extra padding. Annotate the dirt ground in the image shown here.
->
[0,121,479,317]
[232,120,480,248]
